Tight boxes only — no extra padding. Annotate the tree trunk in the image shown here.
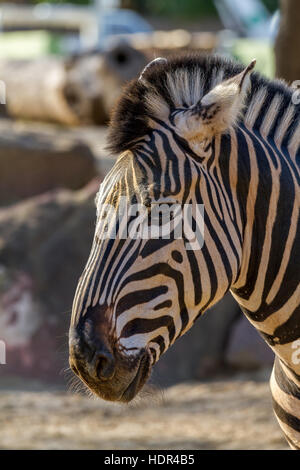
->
[275,0,300,83]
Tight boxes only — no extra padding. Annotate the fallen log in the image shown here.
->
[0,42,147,125]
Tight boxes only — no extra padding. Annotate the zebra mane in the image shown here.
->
[107,54,300,155]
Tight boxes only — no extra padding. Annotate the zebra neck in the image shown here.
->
[229,104,299,351]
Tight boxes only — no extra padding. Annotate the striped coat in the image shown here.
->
[69,54,300,448]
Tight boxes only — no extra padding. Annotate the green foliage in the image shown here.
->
[27,0,280,16]
[233,38,275,78]
[132,0,279,18]
[262,0,279,13]
[133,0,217,18]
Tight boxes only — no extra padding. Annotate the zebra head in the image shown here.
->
[69,55,257,402]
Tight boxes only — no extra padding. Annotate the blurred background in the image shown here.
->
[0,0,299,450]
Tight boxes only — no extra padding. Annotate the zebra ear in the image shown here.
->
[173,59,256,141]
[139,57,167,82]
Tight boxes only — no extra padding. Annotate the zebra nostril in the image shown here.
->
[96,351,116,381]
[70,317,116,381]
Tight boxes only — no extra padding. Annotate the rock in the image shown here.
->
[0,119,99,206]
[0,181,99,380]
[226,314,274,368]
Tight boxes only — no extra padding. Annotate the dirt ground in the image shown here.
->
[0,369,289,450]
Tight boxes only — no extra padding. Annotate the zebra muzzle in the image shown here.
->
[69,309,152,402]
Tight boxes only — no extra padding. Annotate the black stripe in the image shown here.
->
[235,128,251,232]
[274,358,300,400]
[116,262,189,334]
[121,316,176,344]
[116,286,168,317]
[155,130,181,196]
[272,398,300,432]
[236,128,272,304]
[104,236,139,302]
[154,300,172,310]
[151,335,165,356]
[186,242,202,305]
[199,174,234,285]
[149,347,157,363]
[272,305,300,345]
[252,88,273,130]
[267,93,291,145]
[112,238,143,304]
[219,132,243,248]
[140,236,177,259]
[282,362,300,383]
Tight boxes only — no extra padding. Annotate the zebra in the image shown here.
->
[69,54,300,449]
